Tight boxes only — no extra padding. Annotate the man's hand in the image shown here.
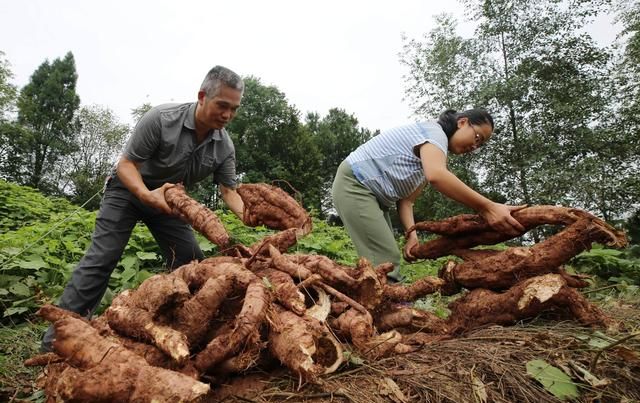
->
[220,184,244,220]
[139,183,175,215]
[480,202,527,236]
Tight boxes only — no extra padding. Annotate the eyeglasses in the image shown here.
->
[470,125,485,149]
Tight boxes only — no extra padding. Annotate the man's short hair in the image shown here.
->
[200,66,244,98]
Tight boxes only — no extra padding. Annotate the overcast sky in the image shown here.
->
[0,0,618,132]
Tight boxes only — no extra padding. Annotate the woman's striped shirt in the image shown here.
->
[345,121,448,207]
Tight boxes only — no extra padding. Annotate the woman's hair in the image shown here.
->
[436,108,494,138]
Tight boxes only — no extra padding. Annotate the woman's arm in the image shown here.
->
[419,143,525,235]
[397,183,425,261]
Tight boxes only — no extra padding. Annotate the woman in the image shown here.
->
[331,109,525,282]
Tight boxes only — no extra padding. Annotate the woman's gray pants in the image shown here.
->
[331,161,403,281]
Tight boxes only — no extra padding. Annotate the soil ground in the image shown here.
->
[2,292,638,403]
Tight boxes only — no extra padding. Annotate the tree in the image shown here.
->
[306,108,373,214]
[0,52,20,180]
[131,103,153,124]
[400,1,639,223]
[401,14,488,117]
[0,51,17,120]
[626,209,640,245]
[222,77,323,211]
[400,13,487,221]
[15,52,80,192]
[54,105,129,209]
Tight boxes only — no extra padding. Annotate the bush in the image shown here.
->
[625,209,640,245]
[0,180,76,233]
[569,245,640,285]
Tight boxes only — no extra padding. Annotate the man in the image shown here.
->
[42,66,245,351]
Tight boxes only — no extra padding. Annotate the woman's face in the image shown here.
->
[448,118,493,155]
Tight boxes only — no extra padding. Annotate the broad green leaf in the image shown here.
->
[526,359,579,400]
[573,332,611,349]
[3,306,29,317]
[9,282,31,297]
[198,240,215,252]
[62,240,84,254]
[587,337,613,349]
[1,247,21,255]
[0,275,22,287]
[136,251,158,261]
[121,267,137,283]
[120,255,138,271]
[325,240,343,254]
[17,255,48,270]
[136,270,155,284]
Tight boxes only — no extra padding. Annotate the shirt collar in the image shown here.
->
[184,102,197,130]
[184,102,223,141]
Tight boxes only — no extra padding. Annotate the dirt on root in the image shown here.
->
[209,300,640,403]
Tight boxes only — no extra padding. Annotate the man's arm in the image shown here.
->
[116,156,174,214]
[220,184,244,220]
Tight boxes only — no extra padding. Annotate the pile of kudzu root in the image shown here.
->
[25,183,628,402]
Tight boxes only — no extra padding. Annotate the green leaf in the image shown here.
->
[343,350,364,366]
[198,238,215,252]
[0,275,22,287]
[17,255,48,270]
[121,267,137,283]
[3,306,29,317]
[9,282,31,297]
[136,251,158,261]
[324,240,343,254]
[62,240,84,254]
[135,270,155,284]
[1,247,21,255]
[574,332,611,349]
[526,359,579,400]
[120,255,138,271]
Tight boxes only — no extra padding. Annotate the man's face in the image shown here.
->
[198,86,242,130]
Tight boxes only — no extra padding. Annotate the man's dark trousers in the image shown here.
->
[41,181,204,351]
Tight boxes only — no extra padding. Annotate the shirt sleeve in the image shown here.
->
[213,149,238,188]
[123,107,162,162]
[413,122,448,157]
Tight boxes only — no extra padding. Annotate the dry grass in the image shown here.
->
[3,295,638,403]
[212,298,640,403]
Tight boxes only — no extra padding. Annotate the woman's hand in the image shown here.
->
[403,232,419,262]
[480,202,527,236]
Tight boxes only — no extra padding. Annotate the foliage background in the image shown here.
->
[1,179,637,324]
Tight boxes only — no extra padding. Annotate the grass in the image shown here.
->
[211,293,640,403]
[2,289,638,402]
[0,320,47,402]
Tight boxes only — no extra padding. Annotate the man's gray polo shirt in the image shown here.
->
[119,102,237,190]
